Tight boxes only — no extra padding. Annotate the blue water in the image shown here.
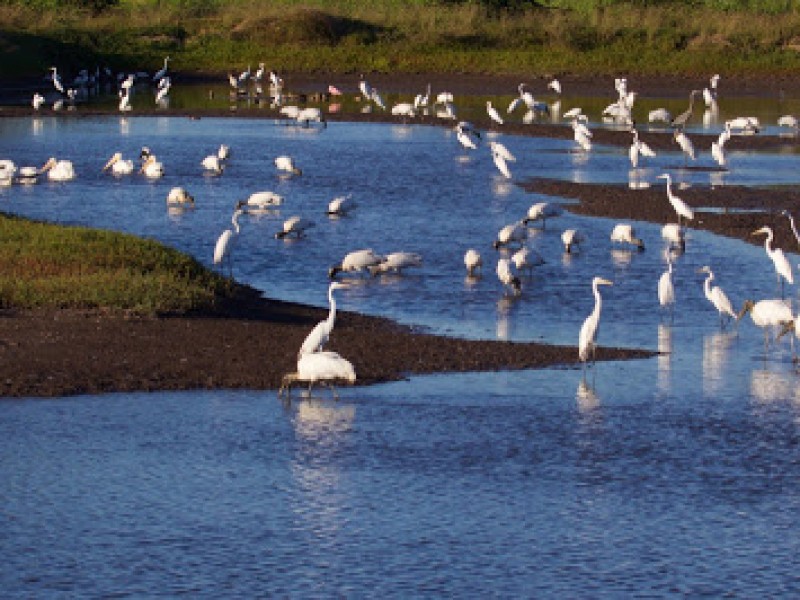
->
[2,109,800,596]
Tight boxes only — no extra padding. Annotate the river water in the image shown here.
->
[1,88,800,595]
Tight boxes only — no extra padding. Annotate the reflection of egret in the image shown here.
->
[702,330,737,396]
[698,265,738,329]
[657,324,672,394]
[750,369,795,404]
[579,277,613,366]
[496,294,519,340]
[752,225,794,297]
[610,248,633,268]
[576,378,600,411]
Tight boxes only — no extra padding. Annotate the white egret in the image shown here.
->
[711,140,726,167]
[152,56,170,83]
[561,228,585,253]
[493,221,527,250]
[629,127,656,168]
[275,215,315,239]
[275,155,301,175]
[102,152,135,176]
[213,207,243,274]
[166,187,194,206]
[217,144,231,161]
[496,257,521,295]
[370,252,423,275]
[673,129,696,163]
[279,350,356,401]
[610,223,644,250]
[329,249,385,279]
[298,281,348,358]
[698,265,738,328]
[738,298,794,349]
[548,78,562,95]
[780,210,800,249]
[656,173,694,225]
[49,66,64,94]
[486,101,504,125]
[40,157,75,181]
[464,248,482,276]
[118,88,132,112]
[155,77,171,104]
[455,122,479,150]
[578,277,613,364]
[752,225,794,295]
[658,252,675,318]
[358,74,373,100]
[523,201,562,228]
[571,115,592,151]
[370,88,386,110]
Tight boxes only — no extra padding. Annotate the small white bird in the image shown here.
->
[201,153,224,175]
[275,215,314,239]
[629,127,656,168]
[166,187,194,206]
[610,223,644,250]
[464,248,482,276]
[739,298,794,349]
[571,116,592,151]
[486,101,504,125]
[673,129,696,163]
[102,152,135,176]
[275,155,301,175]
[32,92,45,110]
[561,228,585,253]
[496,257,521,295]
[370,252,423,275]
[511,246,544,273]
[547,78,562,95]
[329,249,385,279]
[391,103,416,118]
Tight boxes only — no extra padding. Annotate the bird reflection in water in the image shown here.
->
[627,168,651,190]
[610,248,634,269]
[702,330,738,397]
[492,179,513,197]
[576,378,600,412]
[496,294,520,340]
[657,324,672,395]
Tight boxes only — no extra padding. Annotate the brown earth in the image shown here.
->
[2,72,798,398]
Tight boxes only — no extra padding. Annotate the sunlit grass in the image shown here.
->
[0,213,234,313]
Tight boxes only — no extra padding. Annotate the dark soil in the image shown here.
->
[2,72,796,398]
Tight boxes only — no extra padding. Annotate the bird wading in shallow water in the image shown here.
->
[579,276,613,368]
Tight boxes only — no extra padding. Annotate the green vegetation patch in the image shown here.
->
[0,213,234,314]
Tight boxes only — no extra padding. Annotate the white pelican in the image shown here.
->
[140,154,164,178]
[275,155,301,175]
[464,248,482,276]
[279,350,356,401]
[275,215,315,239]
[661,223,685,252]
[102,152,135,176]
[298,281,348,358]
[658,253,675,316]
[213,207,243,274]
[296,107,326,127]
[493,221,527,249]
[739,298,794,349]
[41,157,75,181]
[610,223,644,250]
[201,153,224,175]
[579,277,613,364]
[237,191,283,211]
[166,187,194,206]
[327,194,356,216]
[523,201,562,228]
[752,225,794,295]
[673,129,695,163]
[496,257,521,295]
[370,252,423,275]
[561,228,585,253]
[329,249,385,279]
[656,173,694,225]
[486,101,504,125]
[698,265,738,328]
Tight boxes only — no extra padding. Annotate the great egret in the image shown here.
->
[493,221,527,250]
[698,265,738,328]
[279,350,357,401]
[670,90,700,128]
[49,66,64,94]
[166,187,194,206]
[656,173,694,225]
[329,249,385,279]
[578,277,613,364]
[486,101,504,125]
[118,88,132,112]
[327,194,356,216]
[40,157,75,181]
[561,228,585,253]
[464,248,482,276]
[213,207,243,275]
[629,127,656,168]
[523,201,562,228]
[155,77,171,104]
[658,252,675,318]
[102,152,134,176]
[673,129,696,163]
[738,298,794,350]
[455,122,478,150]
[570,115,592,151]
[275,155,301,175]
[275,215,315,239]
[298,281,348,358]
[780,210,800,249]
[496,257,521,295]
[610,223,644,250]
[152,56,170,83]
[752,225,794,296]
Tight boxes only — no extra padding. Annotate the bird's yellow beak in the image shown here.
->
[598,278,613,286]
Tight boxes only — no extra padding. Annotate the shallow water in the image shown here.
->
[2,110,800,595]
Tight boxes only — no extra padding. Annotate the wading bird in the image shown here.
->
[102,152,134,176]
[275,155,301,175]
[213,207,243,275]
[496,257,521,295]
[610,223,644,250]
[656,173,694,225]
[698,265,738,329]
[579,276,613,366]
[298,281,348,358]
[279,350,357,401]
[329,249,385,279]
[738,298,794,350]
[464,248,482,277]
[275,215,315,239]
[752,225,794,296]
[523,202,562,228]
[370,252,423,275]
[561,228,585,254]
[658,252,675,319]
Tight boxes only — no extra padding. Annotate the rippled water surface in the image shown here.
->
[2,110,800,596]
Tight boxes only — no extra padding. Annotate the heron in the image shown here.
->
[486,101,504,125]
[213,207,244,276]
[698,265,738,329]
[298,282,349,358]
[780,210,800,249]
[656,173,694,225]
[752,225,794,297]
[629,127,656,168]
[152,56,170,83]
[673,129,696,164]
[670,90,700,129]
[658,252,675,320]
[578,276,613,366]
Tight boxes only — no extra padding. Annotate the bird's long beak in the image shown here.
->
[598,278,613,286]
[102,156,117,171]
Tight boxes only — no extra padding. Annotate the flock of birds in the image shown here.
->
[12,64,800,397]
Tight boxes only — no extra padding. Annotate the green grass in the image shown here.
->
[0,213,235,313]
[2,1,800,79]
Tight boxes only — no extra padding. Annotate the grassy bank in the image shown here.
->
[2,1,800,80]
[0,213,234,313]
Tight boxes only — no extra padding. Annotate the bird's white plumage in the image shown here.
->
[657,173,694,223]
[579,277,613,362]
